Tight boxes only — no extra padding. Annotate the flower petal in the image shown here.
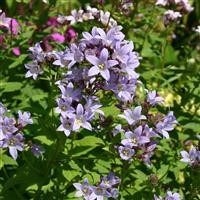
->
[88,66,99,77]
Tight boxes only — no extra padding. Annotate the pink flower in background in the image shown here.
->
[65,27,77,42]
[0,12,20,34]
[12,47,21,56]
[50,32,65,43]
[47,17,59,27]
[9,19,20,35]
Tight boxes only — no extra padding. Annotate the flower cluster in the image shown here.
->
[116,93,177,164]
[0,103,33,160]
[24,18,77,79]
[25,44,43,80]
[156,0,193,24]
[154,191,181,200]
[156,0,193,13]
[73,173,120,200]
[23,25,140,135]
[57,6,117,27]
[25,23,177,164]
[22,5,184,199]
[163,10,182,24]
[180,146,200,167]
[53,25,141,136]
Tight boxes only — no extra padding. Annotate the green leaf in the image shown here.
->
[8,54,27,69]
[3,168,44,192]
[141,40,155,58]
[26,184,38,192]
[31,94,48,101]
[68,160,82,171]
[41,180,54,193]
[2,82,23,92]
[34,135,54,145]
[71,146,97,157]
[71,136,104,157]
[0,158,4,170]
[94,162,110,174]
[183,122,200,132]
[2,154,18,166]
[6,0,14,8]
[164,45,178,65]
[132,169,147,182]
[63,170,81,182]
[157,165,169,180]
[74,136,104,147]
[101,104,120,116]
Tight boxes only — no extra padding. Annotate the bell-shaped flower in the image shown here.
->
[0,133,24,160]
[118,106,146,125]
[121,126,150,147]
[86,48,118,80]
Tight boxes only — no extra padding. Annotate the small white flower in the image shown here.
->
[100,10,110,26]
[194,26,200,33]
[42,0,49,3]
